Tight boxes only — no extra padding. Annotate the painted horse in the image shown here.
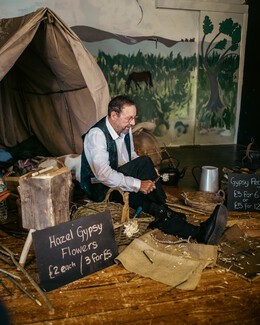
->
[125,71,153,91]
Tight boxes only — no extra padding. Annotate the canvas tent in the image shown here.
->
[0,7,110,156]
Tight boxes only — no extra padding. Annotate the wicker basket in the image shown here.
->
[72,188,154,245]
[180,189,225,213]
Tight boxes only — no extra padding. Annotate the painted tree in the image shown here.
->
[201,16,241,111]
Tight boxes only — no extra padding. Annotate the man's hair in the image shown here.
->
[108,95,136,116]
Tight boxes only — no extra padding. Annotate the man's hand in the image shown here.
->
[140,180,156,194]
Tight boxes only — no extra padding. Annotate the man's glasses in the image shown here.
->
[125,116,138,123]
[118,113,138,123]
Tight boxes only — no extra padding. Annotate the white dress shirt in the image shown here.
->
[84,117,140,192]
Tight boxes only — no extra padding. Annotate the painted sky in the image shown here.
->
[0,0,199,40]
[1,0,244,43]
[82,39,196,58]
[0,0,244,61]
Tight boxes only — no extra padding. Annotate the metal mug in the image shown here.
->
[192,165,219,193]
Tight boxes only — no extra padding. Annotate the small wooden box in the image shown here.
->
[3,175,21,193]
[19,167,72,230]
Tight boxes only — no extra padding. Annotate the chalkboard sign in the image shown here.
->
[227,173,260,211]
[32,211,118,291]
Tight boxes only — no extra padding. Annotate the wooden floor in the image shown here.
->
[0,145,260,325]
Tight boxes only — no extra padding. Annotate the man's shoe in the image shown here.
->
[198,204,228,245]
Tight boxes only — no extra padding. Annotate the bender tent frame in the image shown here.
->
[0,7,110,155]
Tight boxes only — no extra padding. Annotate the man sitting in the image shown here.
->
[80,95,227,245]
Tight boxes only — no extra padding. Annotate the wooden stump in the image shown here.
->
[19,166,72,230]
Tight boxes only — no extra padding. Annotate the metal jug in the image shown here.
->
[192,165,219,193]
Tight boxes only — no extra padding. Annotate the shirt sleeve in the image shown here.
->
[84,128,141,192]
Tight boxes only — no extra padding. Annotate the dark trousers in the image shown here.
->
[118,156,166,209]
[118,156,200,240]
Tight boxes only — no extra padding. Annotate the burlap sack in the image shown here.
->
[115,230,218,290]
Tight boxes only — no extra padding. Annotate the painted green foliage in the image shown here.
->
[95,14,241,138]
[197,16,241,130]
[97,51,196,137]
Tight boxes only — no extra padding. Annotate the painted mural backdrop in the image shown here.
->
[74,11,242,146]
[196,13,242,145]
[1,0,245,146]
[95,41,197,145]
[73,26,198,146]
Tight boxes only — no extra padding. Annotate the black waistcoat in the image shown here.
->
[80,117,131,201]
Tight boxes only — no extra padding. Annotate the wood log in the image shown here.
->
[19,167,72,230]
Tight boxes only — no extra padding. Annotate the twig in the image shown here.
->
[0,244,54,313]
[0,248,11,256]
[31,166,53,176]
[166,202,207,215]
[3,273,42,306]
[143,250,154,264]
[0,279,13,295]
[0,252,13,265]
[0,269,21,280]
[127,274,136,282]
[157,279,188,298]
